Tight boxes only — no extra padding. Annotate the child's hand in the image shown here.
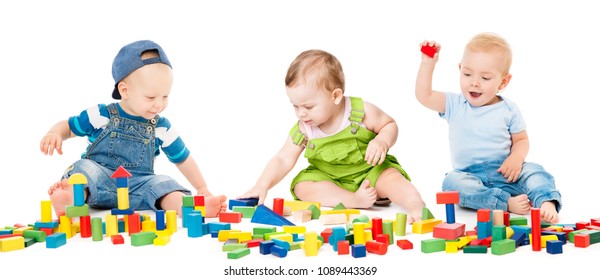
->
[497,156,524,183]
[420,41,441,61]
[365,138,389,166]
[40,133,64,155]
[237,186,268,205]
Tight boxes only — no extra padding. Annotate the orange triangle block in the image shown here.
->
[111,166,132,178]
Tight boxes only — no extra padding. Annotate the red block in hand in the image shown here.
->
[421,44,437,58]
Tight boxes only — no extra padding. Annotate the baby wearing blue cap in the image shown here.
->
[41,40,227,218]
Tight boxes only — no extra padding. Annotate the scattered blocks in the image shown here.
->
[46,233,67,249]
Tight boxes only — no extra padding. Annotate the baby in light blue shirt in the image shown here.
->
[415,32,561,223]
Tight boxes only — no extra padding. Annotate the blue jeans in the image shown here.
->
[442,160,562,212]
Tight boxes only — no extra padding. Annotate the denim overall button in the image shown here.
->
[113,118,120,124]
[147,126,153,132]
[150,118,157,125]
[111,109,117,114]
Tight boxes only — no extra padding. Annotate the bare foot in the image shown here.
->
[48,179,73,218]
[507,194,530,215]
[205,195,227,218]
[345,180,377,209]
[407,208,423,224]
[540,201,559,224]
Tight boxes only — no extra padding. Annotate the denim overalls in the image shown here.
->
[289,97,410,199]
[62,103,191,210]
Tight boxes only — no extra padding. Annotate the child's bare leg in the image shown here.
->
[507,194,530,215]
[540,201,559,224]
[159,191,227,218]
[375,168,425,224]
[294,180,376,209]
[48,178,75,218]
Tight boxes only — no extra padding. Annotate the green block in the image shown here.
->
[492,225,506,241]
[491,239,515,255]
[65,204,89,218]
[509,217,528,226]
[91,217,103,241]
[131,232,157,246]
[232,206,256,218]
[23,230,46,242]
[307,204,321,219]
[227,248,250,259]
[382,221,394,244]
[395,213,407,236]
[222,243,248,251]
[422,207,435,220]
[253,226,276,235]
[541,221,552,228]
[352,215,369,224]
[263,231,284,240]
[24,237,37,247]
[568,229,589,243]
[588,230,600,244]
[421,238,445,253]
[333,203,346,210]
[463,245,488,254]
[182,195,194,207]
[290,242,302,250]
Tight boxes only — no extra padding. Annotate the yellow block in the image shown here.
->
[153,235,171,246]
[59,216,73,238]
[67,173,88,184]
[156,229,173,237]
[321,209,361,220]
[13,226,33,235]
[457,236,471,248]
[194,206,206,216]
[41,200,52,222]
[412,219,443,234]
[166,210,177,233]
[117,188,129,210]
[142,220,156,232]
[364,229,373,242]
[284,200,321,212]
[547,226,563,232]
[529,234,558,248]
[446,241,459,253]
[229,231,252,242]
[105,214,118,236]
[0,236,25,252]
[218,230,241,242]
[506,226,514,239]
[270,233,293,243]
[304,232,319,256]
[283,226,307,234]
[353,223,367,245]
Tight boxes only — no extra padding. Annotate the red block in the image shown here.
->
[194,195,205,206]
[219,212,243,223]
[591,218,600,227]
[320,228,332,244]
[111,234,124,245]
[477,209,491,222]
[243,239,263,248]
[371,217,383,239]
[375,234,389,245]
[576,221,589,230]
[338,240,350,255]
[396,239,413,250]
[366,240,387,255]
[436,191,460,204]
[503,212,510,227]
[272,198,284,216]
[433,222,466,240]
[80,215,92,238]
[531,208,541,251]
[574,234,590,248]
[39,227,54,236]
[421,44,437,58]
[128,213,141,236]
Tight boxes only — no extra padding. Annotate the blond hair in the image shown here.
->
[285,49,345,93]
[466,32,512,75]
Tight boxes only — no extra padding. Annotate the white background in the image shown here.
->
[1,0,599,278]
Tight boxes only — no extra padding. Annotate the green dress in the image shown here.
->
[289,96,410,199]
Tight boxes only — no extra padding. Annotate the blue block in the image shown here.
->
[110,208,134,215]
[207,222,231,235]
[115,177,128,188]
[511,231,527,246]
[46,232,67,248]
[351,244,366,258]
[546,240,563,254]
[0,229,13,235]
[187,213,204,238]
[477,221,492,239]
[34,221,59,229]
[270,245,288,258]
[156,210,166,231]
[181,207,194,228]
[73,184,85,206]
[259,240,275,255]
[445,203,456,224]
[250,205,295,226]
[330,227,347,251]
[118,219,125,233]
[272,239,291,251]
[228,198,259,210]
[511,225,532,235]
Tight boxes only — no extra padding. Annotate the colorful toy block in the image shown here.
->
[491,239,516,255]
[131,231,156,246]
[351,244,366,258]
[0,236,25,252]
[531,208,541,251]
[111,234,124,245]
[273,198,284,216]
[396,239,413,250]
[463,245,488,254]
[250,205,295,226]
[412,218,443,234]
[232,206,256,218]
[259,240,275,255]
[228,198,259,210]
[433,222,466,240]
[293,209,312,223]
[228,248,251,259]
[46,232,67,249]
[421,44,437,58]
[338,240,350,255]
[421,238,445,253]
[41,200,53,222]
[395,212,407,236]
[365,240,387,255]
[220,212,243,223]
[546,240,563,254]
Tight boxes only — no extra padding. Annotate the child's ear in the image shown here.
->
[332,88,343,104]
[498,73,512,91]
[117,81,128,99]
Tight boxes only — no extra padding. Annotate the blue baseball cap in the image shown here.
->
[111,40,172,100]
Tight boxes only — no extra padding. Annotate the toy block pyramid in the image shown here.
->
[110,166,134,215]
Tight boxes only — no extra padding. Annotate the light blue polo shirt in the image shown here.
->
[440,92,526,170]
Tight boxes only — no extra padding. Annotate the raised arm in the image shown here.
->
[237,135,305,204]
[415,41,446,113]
